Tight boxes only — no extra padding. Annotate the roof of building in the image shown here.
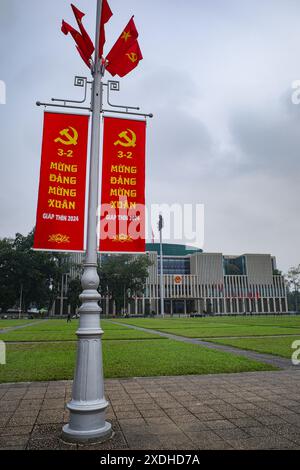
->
[145,243,203,256]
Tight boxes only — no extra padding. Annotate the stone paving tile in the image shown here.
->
[8,415,37,427]
[281,414,300,426]
[164,407,191,417]
[146,423,181,436]
[41,399,66,410]
[144,416,175,426]
[18,399,44,409]
[77,431,128,450]
[213,427,251,440]
[118,417,147,431]
[0,435,29,449]
[124,432,165,450]
[206,419,237,430]
[230,436,298,450]
[139,409,169,419]
[0,425,33,437]
[240,408,274,418]
[27,437,62,450]
[114,410,142,420]
[228,417,261,428]
[31,423,62,438]
[0,401,20,412]
[246,426,278,438]
[233,402,259,411]
[135,403,161,411]
[255,415,288,426]
[36,410,64,424]
[186,430,224,444]
[193,411,225,421]
[1,370,300,450]
[214,410,248,420]
[186,404,213,414]
[268,423,300,437]
[111,404,137,413]
[156,433,199,450]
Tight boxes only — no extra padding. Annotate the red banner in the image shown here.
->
[34,112,89,252]
[100,116,146,253]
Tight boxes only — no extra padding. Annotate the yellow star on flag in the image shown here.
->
[121,30,131,42]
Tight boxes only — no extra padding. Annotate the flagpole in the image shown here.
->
[158,215,164,318]
[63,0,112,443]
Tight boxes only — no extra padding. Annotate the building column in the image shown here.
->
[135,297,138,315]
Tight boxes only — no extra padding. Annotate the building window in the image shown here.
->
[223,256,246,275]
[158,257,190,275]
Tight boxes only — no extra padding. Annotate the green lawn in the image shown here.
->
[0,319,41,329]
[1,316,298,383]
[113,316,300,338]
[0,319,162,342]
[207,336,300,359]
[0,339,277,383]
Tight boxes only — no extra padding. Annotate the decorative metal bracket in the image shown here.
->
[36,75,92,111]
[103,80,139,111]
[51,76,92,105]
[36,75,153,118]
[102,80,153,118]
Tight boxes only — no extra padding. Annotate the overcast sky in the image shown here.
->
[0,0,300,272]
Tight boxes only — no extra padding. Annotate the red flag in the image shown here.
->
[71,4,94,58]
[76,46,92,68]
[99,0,113,58]
[106,16,138,65]
[106,40,143,77]
[61,20,92,66]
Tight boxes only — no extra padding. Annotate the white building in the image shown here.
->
[56,243,288,316]
[134,244,287,315]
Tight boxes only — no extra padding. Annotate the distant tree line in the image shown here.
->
[0,229,69,313]
[0,229,152,316]
[67,254,153,316]
[286,265,300,312]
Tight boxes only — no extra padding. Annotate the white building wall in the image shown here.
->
[245,254,273,284]
[190,253,224,283]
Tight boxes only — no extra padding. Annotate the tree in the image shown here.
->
[0,238,18,311]
[0,229,71,313]
[67,278,82,314]
[286,265,300,312]
[98,254,152,316]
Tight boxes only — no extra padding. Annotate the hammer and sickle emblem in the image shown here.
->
[126,52,138,63]
[54,127,78,146]
[114,129,137,148]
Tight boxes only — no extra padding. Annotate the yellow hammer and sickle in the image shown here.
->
[114,129,137,148]
[54,127,78,146]
[126,52,138,63]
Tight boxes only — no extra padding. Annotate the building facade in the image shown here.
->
[134,243,288,315]
[54,243,288,316]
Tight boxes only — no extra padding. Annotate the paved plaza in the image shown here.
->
[0,369,300,450]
